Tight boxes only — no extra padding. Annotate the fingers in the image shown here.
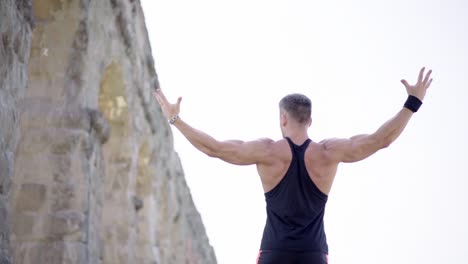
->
[153,88,183,108]
[153,91,163,105]
[401,79,410,88]
[423,69,432,85]
[426,78,433,89]
[417,67,425,83]
[155,88,170,105]
[152,91,159,101]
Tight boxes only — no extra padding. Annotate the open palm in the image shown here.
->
[153,88,182,120]
[401,67,433,101]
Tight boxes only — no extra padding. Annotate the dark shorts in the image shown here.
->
[257,250,328,264]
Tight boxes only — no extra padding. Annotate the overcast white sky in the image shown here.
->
[141,0,468,263]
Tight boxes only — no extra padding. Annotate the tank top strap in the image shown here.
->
[285,137,311,157]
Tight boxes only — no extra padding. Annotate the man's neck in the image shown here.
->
[283,129,309,145]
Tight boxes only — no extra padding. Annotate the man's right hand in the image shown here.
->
[401,67,433,101]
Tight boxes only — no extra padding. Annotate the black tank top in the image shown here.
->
[260,137,329,253]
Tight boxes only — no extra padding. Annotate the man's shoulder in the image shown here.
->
[307,139,343,164]
[253,137,287,146]
[267,138,290,147]
[317,137,340,147]
[252,138,290,155]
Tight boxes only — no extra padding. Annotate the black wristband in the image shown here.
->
[404,95,423,113]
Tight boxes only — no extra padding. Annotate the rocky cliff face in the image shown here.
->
[0,1,33,263]
[0,0,216,263]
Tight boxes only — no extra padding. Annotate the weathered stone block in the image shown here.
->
[49,130,84,154]
[13,241,87,264]
[47,210,85,239]
[18,102,92,132]
[14,184,46,212]
[51,181,79,212]
[15,129,52,155]
[50,153,88,212]
[11,213,34,238]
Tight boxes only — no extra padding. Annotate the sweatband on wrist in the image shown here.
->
[404,95,423,113]
[169,114,180,125]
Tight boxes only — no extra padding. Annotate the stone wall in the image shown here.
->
[0,1,34,263]
[1,0,216,263]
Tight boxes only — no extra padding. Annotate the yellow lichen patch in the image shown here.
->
[98,62,129,137]
[33,0,64,21]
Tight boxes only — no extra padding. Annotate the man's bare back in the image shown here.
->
[256,138,337,195]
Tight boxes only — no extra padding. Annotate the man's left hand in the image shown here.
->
[153,88,182,120]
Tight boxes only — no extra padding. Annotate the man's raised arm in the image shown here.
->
[321,67,433,163]
[153,89,274,166]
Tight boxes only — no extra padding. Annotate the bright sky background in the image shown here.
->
[141,0,468,263]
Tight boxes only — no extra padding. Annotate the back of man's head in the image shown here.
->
[279,93,312,125]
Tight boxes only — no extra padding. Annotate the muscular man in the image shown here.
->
[153,68,433,264]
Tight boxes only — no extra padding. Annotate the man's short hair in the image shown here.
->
[279,93,311,124]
